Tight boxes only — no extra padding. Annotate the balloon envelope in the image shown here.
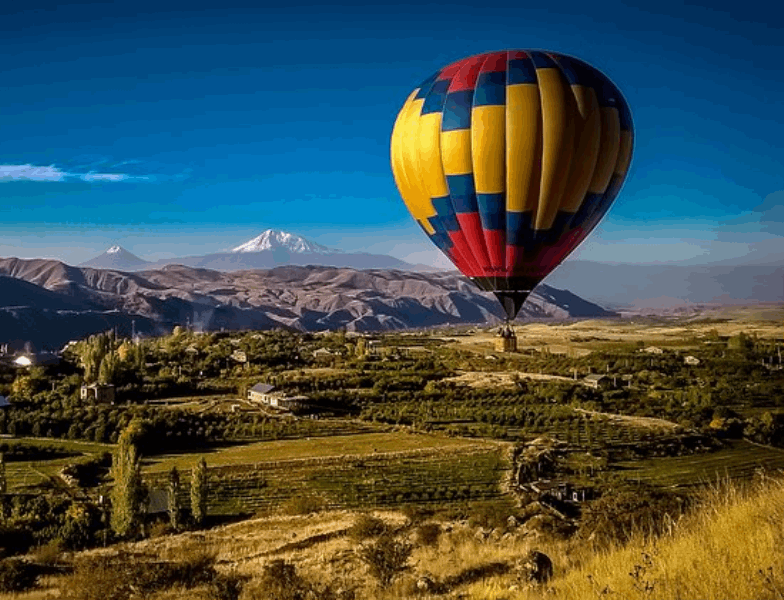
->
[390,50,633,320]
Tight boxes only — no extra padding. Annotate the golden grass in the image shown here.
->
[467,476,784,599]
[445,310,783,357]
[18,476,784,599]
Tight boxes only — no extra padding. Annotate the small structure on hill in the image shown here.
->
[684,355,701,365]
[495,325,517,353]
[642,346,664,354]
[247,383,312,412]
[313,348,339,362]
[80,383,116,404]
[583,373,613,389]
[247,383,277,404]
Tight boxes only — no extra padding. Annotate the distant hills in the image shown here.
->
[545,260,784,309]
[76,230,783,309]
[0,258,614,349]
[79,229,420,272]
[2,228,781,349]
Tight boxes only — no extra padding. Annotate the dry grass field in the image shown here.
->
[14,475,784,600]
[448,303,783,357]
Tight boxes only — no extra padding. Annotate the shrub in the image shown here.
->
[244,559,308,600]
[281,494,326,516]
[358,534,412,588]
[148,520,173,538]
[467,502,511,531]
[32,539,63,566]
[0,558,38,593]
[211,571,248,600]
[579,488,690,547]
[349,514,388,541]
[63,550,219,600]
[415,522,441,547]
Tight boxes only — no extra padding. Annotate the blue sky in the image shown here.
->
[1,0,782,267]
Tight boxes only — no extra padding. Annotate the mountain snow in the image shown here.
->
[106,245,123,254]
[232,229,338,254]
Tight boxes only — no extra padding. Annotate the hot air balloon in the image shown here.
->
[390,50,633,321]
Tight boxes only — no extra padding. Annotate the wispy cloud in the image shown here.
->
[0,164,69,182]
[0,159,190,183]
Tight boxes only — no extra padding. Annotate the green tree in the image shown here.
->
[190,457,208,526]
[168,466,181,530]
[110,421,147,538]
[0,452,6,497]
[11,374,39,399]
[98,351,119,385]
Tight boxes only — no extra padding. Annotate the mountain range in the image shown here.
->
[0,258,615,350]
[78,229,784,309]
[79,229,421,272]
[2,228,781,349]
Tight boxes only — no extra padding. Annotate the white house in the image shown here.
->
[247,383,277,404]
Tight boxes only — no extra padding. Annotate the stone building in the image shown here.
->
[81,383,116,404]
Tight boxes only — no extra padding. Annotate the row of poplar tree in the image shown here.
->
[110,419,208,537]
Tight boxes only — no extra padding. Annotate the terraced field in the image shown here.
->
[143,433,511,515]
[615,439,784,487]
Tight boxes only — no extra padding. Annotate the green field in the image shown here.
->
[142,432,510,514]
[615,439,784,487]
[142,431,493,473]
[3,437,113,491]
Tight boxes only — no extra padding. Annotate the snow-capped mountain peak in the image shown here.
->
[79,245,149,270]
[232,229,338,254]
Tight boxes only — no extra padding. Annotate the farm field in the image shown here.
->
[449,306,783,357]
[142,432,510,515]
[3,437,112,490]
[142,431,495,473]
[615,439,784,487]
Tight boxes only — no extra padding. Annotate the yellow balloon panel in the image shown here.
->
[416,112,450,198]
[588,107,621,195]
[471,105,506,194]
[440,129,473,176]
[535,67,576,230]
[506,83,541,213]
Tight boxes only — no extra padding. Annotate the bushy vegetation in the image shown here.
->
[0,495,105,556]
[358,534,413,588]
[61,550,240,600]
[0,558,39,593]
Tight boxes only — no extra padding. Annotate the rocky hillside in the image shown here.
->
[0,258,615,349]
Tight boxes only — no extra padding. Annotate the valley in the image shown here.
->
[0,307,782,598]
